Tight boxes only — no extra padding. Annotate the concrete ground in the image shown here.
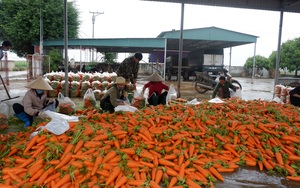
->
[1,71,276,115]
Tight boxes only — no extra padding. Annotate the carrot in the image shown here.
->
[31,145,45,158]
[275,152,284,165]
[54,174,71,188]
[103,151,117,163]
[127,180,145,186]
[155,169,163,184]
[288,155,300,161]
[20,158,34,168]
[114,176,128,188]
[140,150,154,160]
[178,164,185,180]
[208,166,224,181]
[24,135,39,153]
[261,158,273,170]
[217,167,235,173]
[193,164,210,178]
[35,167,54,186]
[55,153,72,169]
[91,156,102,174]
[186,178,202,188]
[150,180,161,188]
[287,176,300,181]
[168,177,178,188]
[158,158,176,167]
[105,166,121,185]
[74,139,84,153]
[29,168,44,182]
[7,171,22,182]
[223,144,239,157]
[165,167,179,177]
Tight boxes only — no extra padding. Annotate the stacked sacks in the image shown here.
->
[43,71,119,100]
[274,85,293,104]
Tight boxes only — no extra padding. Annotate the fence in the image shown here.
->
[26,54,50,82]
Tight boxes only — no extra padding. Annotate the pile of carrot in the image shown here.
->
[1,98,300,187]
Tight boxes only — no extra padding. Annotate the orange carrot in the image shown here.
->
[105,166,121,185]
[103,151,117,163]
[155,169,163,184]
[150,180,161,188]
[208,166,224,181]
[114,176,128,188]
[54,174,71,188]
[24,135,39,153]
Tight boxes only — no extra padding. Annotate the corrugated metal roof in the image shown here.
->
[158,27,257,51]
[42,27,257,53]
[142,0,300,13]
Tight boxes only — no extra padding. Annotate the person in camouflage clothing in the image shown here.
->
[117,53,143,88]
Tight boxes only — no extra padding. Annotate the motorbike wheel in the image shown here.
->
[231,80,242,90]
[195,81,209,93]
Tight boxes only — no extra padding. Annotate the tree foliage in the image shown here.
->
[268,51,277,70]
[48,48,63,71]
[0,0,80,57]
[279,37,300,72]
[244,55,270,70]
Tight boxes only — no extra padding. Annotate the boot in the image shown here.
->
[14,112,31,128]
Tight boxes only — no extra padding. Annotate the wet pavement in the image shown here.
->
[0,71,276,115]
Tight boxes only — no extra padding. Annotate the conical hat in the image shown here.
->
[147,72,164,82]
[25,76,53,90]
[115,77,125,84]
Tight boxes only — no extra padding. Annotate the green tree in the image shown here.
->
[268,51,277,70]
[244,55,270,70]
[48,48,63,71]
[0,0,80,57]
[280,37,300,76]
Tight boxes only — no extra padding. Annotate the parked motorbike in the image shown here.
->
[194,69,242,94]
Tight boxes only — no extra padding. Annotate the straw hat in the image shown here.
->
[25,76,53,90]
[115,77,126,84]
[147,72,164,82]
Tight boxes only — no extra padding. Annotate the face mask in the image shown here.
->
[36,89,44,94]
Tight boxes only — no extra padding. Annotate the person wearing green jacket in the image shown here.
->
[212,76,237,99]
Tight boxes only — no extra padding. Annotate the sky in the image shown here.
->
[71,0,300,66]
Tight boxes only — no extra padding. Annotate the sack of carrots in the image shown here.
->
[2,99,300,187]
[0,102,9,129]
[83,88,96,108]
[57,92,76,114]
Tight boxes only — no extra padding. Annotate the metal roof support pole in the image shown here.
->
[80,45,82,72]
[163,38,167,80]
[274,7,284,91]
[251,42,256,84]
[229,47,232,73]
[177,2,184,98]
[63,0,69,97]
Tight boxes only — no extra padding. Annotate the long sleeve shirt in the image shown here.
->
[101,85,127,107]
[22,90,48,116]
[212,81,236,98]
[143,81,169,98]
[117,56,139,83]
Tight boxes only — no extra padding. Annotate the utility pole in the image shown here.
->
[90,11,104,62]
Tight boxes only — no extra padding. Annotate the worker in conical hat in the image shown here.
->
[141,72,169,106]
[100,77,129,113]
[13,76,59,128]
